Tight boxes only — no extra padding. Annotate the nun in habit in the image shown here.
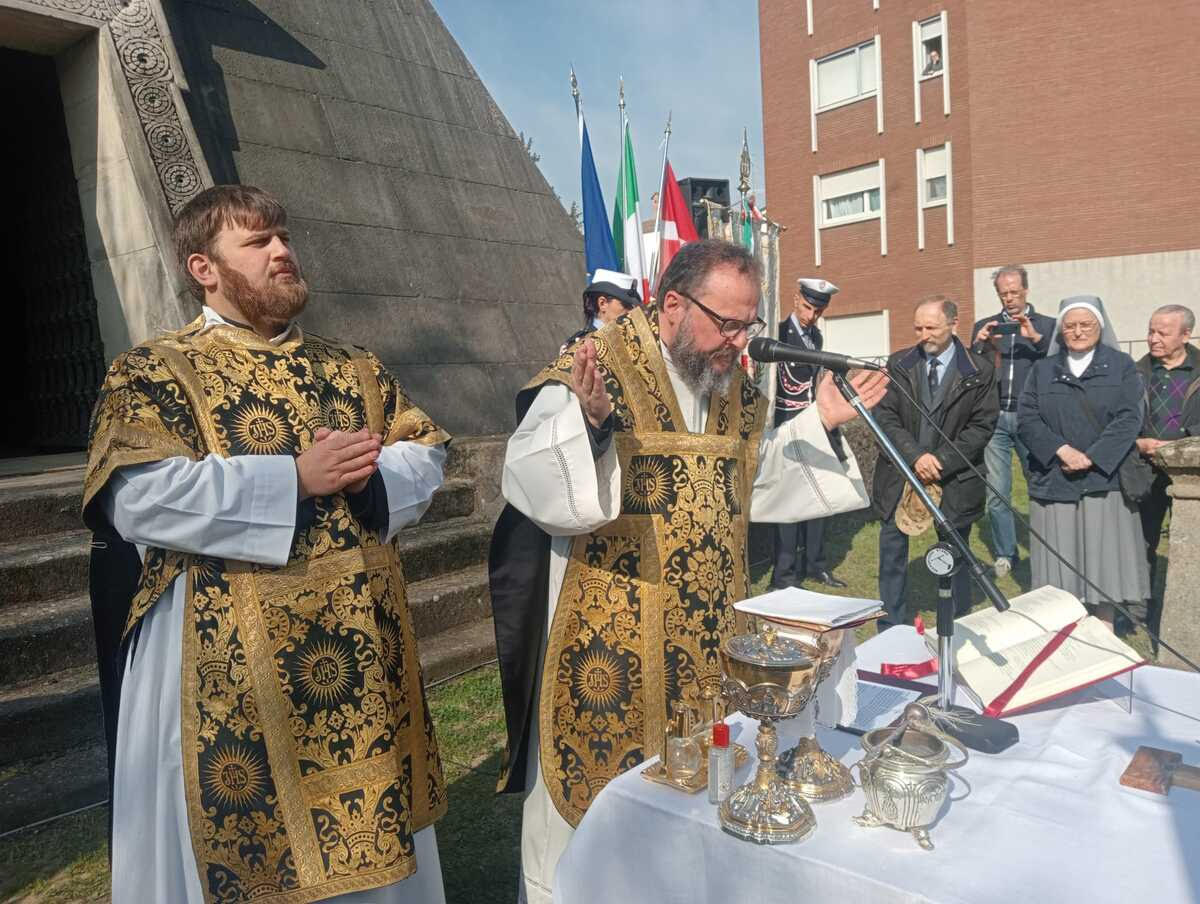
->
[1017,295,1150,624]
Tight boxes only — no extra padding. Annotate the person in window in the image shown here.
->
[923,48,942,76]
[1017,296,1149,628]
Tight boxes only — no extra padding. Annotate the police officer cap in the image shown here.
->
[797,278,839,308]
[584,269,641,308]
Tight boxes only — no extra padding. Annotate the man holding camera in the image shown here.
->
[971,265,1055,577]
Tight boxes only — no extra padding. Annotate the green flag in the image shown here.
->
[611,120,645,288]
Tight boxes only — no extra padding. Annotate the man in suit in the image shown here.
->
[873,297,999,628]
[768,277,848,589]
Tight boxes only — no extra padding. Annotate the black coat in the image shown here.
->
[1017,343,1143,503]
[970,304,1056,410]
[871,338,999,527]
[773,316,823,427]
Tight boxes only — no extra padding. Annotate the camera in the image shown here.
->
[992,321,1020,337]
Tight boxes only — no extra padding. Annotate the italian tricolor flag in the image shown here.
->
[612,119,648,303]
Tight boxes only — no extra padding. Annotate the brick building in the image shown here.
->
[759,0,1200,358]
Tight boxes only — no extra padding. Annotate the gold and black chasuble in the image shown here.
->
[82,316,450,904]
[521,306,766,827]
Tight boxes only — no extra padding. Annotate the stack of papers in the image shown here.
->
[735,587,884,628]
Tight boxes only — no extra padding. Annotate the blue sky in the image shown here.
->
[429,0,765,217]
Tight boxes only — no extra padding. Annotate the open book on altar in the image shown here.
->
[925,585,1145,717]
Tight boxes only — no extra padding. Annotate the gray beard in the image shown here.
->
[668,316,735,397]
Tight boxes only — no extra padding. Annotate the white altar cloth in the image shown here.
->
[554,627,1200,904]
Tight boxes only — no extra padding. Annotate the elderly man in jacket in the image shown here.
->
[1135,303,1200,633]
[873,297,999,628]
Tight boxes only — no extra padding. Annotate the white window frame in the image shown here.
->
[811,35,883,149]
[806,0,813,35]
[818,163,882,228]
[917,17,943,82]
[916,142,954,250]
[912,11,950,123]
[813,159,887,264]
[814,40,878,113]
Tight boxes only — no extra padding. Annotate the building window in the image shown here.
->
[922,145,948,205]
[916,143,953,249]
[818,163,882,226]
[919,17,943,78]
[816,41,877,110]
[822,310,890,360]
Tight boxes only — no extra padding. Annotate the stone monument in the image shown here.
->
[1155,438,1200,670]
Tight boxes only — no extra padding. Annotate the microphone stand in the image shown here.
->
[832,372,1019,753]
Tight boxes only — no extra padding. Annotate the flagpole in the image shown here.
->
[651,112,671,295]
[617,77,626,157]
[570,66,582,146]
[738,126,752,229]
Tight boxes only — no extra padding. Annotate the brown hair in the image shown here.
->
[173,184,287,301]
[657,239,762,308]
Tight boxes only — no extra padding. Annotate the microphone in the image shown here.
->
[747,337,885,372]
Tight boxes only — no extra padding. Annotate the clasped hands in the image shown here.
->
[1056,444,1093,473]
[571,337,890,431]
[296,427,383,499]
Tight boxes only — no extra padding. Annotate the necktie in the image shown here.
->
[928,357,940,396]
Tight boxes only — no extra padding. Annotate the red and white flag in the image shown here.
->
[655,160,699,284]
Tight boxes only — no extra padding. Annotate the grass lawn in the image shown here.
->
[0,460,1162,902]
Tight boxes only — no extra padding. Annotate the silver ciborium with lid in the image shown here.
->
[718,625,821,844]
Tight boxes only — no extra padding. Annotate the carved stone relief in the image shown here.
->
[20,0,206,214]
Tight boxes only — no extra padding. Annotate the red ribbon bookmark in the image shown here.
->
[982,620,1079,717]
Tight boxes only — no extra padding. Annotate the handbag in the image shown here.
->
[1077,395,1155,504]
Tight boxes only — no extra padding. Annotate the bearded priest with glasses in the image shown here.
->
[488,239,889,904]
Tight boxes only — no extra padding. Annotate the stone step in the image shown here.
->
[407,564,491,639]
[0,664,103,768]
[0,592,94,686]
[394,517,491,585]
[418,616,498,686]
[0,742,108,835]
[423,477,476,523]
[0,466,84,542]
[0,529,91,607]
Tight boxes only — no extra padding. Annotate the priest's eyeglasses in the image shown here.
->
[676,290,766,339]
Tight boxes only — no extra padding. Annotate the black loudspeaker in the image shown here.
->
[676,178,731,238]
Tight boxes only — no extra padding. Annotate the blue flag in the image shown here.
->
[579,115,618,280]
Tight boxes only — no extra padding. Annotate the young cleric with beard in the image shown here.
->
[83,185,451,904]
[489,239,888,904]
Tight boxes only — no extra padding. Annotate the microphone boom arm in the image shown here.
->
[831,372,1010,710]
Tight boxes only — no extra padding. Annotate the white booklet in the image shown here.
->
[925,585,1144,716]
[735,586,884,627]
